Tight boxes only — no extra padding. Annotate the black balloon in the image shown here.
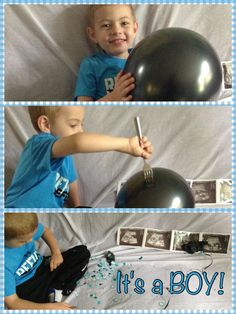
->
[115,167,195,208]
[124,28,222,101]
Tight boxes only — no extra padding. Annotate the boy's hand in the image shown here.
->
[50,250,63,271]
[111,71,135,101]
[129,136,153,159]
[42,226,64,271]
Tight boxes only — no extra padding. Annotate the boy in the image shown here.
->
[5,213,90,309]
[74,5,138,101]
[6,106,153,208]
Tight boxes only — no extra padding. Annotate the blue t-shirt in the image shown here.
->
[5,223,45,297]
[6,133,77,208]
[74,51,128,100]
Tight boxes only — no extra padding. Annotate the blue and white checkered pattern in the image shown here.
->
[0,0,235,313]
[231,3,235,312]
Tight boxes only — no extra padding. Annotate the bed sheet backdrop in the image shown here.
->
[5,106,231,207]
[4,4,232,101]
[36,213,231,310]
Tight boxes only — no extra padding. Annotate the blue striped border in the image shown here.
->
[0,1,235,314]
[3,207,234,213]
[1,310,235,313]
[1,1,235,3]
[231,31,235,311]
[3,102,233,106]
[1,1,235,4]
[3,309,236,314]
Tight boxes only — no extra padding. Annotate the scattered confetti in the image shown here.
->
[75,254,170,309]
[75,255,133,307]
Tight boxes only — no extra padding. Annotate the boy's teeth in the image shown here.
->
[113,39,124,43]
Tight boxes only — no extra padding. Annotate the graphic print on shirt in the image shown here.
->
[104,77,115,93]
[54,172,69,200]
[16,251,40,277]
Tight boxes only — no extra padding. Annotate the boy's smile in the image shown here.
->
[88,5,138,59]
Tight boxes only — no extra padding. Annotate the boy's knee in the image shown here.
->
[80,245,91,260]
[70,245,91,259]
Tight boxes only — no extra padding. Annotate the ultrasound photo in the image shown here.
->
[117,228,145,246]
[144,229,172,250]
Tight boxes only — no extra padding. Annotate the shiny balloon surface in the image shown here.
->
[115,167,195,208]
[124,28,222,101]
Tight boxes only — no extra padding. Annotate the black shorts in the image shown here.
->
[16,245,90,303]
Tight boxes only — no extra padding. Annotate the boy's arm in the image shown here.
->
[52,133,152,159]
[41,226,63,271]
[77,96,94,101]
[52,133,129,158]
[67,181,81,207]
[5,294,73,310]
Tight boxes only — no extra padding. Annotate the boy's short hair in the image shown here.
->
[28,106,61,133]
[87,5,136,27]
[5,213,38,240]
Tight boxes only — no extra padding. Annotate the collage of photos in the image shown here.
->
[2,2,233,313]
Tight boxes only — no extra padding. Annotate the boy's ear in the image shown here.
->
[133,21,138,35]
[87,27,98,44]
[37,115,51,133]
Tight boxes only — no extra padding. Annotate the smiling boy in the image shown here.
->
[75,5,138,101]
